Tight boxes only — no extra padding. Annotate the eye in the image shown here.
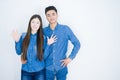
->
[52,13,55,16]
[37,22,39,24]
[31,21,34,23]
[47,14,50,17]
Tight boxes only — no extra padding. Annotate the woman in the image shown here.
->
[12,14,56,80]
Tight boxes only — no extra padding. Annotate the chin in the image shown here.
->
[50,21,56,24]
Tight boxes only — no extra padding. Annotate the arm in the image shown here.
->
[43,36,50,59]
[61,26,80,67]
[67,27,80,60]
[12,30,22,55]
[15,36,22,55]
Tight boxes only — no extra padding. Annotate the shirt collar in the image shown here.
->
[48,23,59,31]
[31,32,37,37]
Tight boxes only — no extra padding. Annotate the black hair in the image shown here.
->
[45,6,57,14]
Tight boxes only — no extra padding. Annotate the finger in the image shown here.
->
[53,40,57,43]
[47,36,49,40]
[53,37,57,41]
[50,34,54,38]
[13,29,17,33]
[53,35,57,39]
[63,61,68,66]
[61,62,65,66]
[12,29,16,34]
[14,29,19,35]
[11,30,16,37]
[64,63,67,66]
[11,30,14,35]
[60,60,65,62]
[63,62,67,67]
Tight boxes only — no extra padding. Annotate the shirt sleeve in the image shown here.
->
[66,26,81,60]
[15,35,23,55]
[43,36,50,60]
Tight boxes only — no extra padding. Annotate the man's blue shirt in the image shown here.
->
[44,23,80,71]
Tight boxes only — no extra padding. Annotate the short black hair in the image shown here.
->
[45,6,57,14]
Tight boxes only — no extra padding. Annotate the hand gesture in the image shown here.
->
[12,29,21,42]
[60,58,72,67]
[47,34,57,45]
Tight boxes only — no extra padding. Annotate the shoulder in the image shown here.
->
[43,26,50,35]
[43,26,49,32]
[58,24,71,31]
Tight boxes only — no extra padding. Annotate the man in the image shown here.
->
[44,6,80,80]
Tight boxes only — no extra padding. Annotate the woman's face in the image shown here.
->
[31,18,40,33]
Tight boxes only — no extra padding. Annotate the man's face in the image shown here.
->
[46,10,58,24]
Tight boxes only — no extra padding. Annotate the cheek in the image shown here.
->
[54,16,57,19]
[31,23,34,27]
[47,17,50,21]
[36,25,40,29]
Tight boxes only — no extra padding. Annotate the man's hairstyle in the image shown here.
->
[45,6,57,14]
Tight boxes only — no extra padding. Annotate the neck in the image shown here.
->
[31,31,37,34]
[50,22,57,30]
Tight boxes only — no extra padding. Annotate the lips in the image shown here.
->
[32,26,38,30]
[50,19,55,22]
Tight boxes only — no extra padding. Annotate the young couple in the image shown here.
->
[12,6,80,80]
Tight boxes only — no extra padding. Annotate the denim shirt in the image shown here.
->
[15,33,49,72]
[43,23,80,71]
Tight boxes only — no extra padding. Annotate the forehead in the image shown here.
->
[46,10,57,14]
[31,18,39,21]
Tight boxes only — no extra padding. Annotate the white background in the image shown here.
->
[0,0,120,80]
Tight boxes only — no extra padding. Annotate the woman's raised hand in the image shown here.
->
[12,29,21,42]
